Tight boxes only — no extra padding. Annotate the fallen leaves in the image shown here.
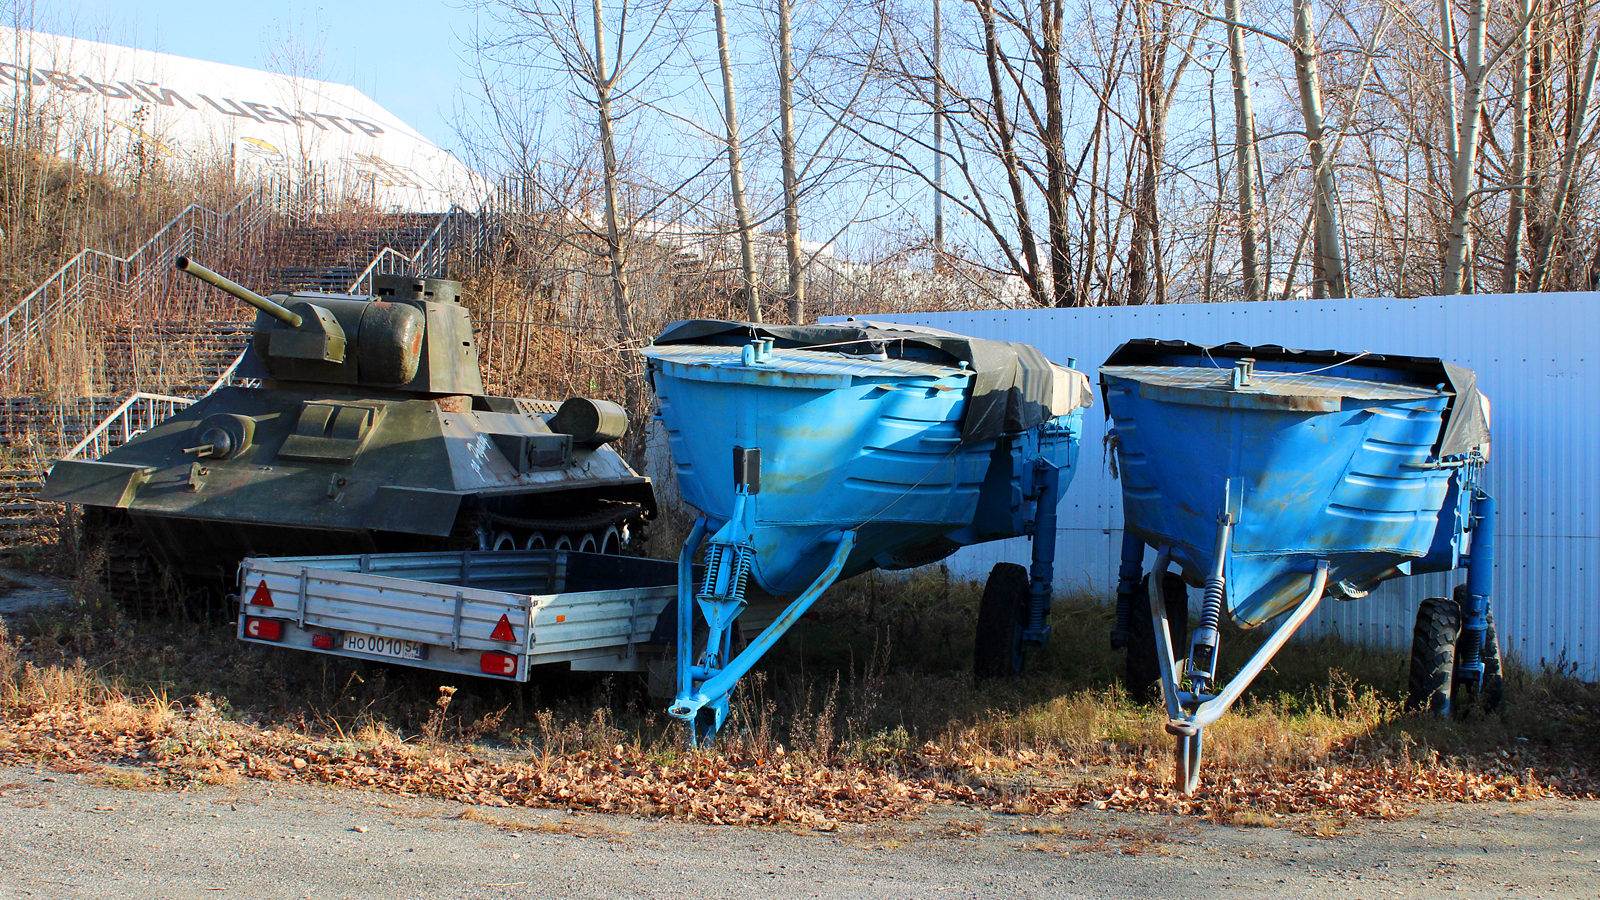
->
[0,695,1593,830]
[0,700,945,828]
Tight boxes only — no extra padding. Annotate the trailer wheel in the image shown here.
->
[974,563,1030,678]
[1450,584,1504,714]
[1407,596,1460,715]
[1125,572,1189,703]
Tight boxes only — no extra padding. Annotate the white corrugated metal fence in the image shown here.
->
[852,292,1598,677]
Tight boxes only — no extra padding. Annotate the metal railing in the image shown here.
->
[59,392,194,462]
[0,183,274,393]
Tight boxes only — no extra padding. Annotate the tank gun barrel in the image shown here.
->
[175,256,302,328]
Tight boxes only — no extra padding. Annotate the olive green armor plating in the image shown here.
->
[43,259,654,583]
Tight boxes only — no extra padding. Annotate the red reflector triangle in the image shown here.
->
[250,579,274,607]
[490,614,515,642]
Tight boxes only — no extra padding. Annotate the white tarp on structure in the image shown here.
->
[850,292,1600,678]
[0,27,483,211]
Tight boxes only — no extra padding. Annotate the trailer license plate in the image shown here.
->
[341,633,426,661]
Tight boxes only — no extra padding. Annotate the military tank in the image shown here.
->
[43,258,655,593]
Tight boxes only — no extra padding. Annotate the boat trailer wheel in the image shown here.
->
[974,563,1030,678]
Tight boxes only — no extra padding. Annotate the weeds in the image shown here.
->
[0,567,1597,829]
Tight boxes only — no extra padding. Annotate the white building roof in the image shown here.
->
[0,27,484,211]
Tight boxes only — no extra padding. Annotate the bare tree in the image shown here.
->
[1224,0,1264,301]
[1502,0,1537,292]
[776,0,805,322]
[711,0,761,321]
[1125,0,1203,305]
[1439,0,1537,294]
[467,0,692,420]
[1529,9,1600,290]
[1293,0,1347,298]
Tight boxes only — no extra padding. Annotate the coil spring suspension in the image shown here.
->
[1198,578,1225,634]
[699,543,753,606]
[1188,575,1226,683]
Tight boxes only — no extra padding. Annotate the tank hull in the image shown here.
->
[45,385,653,582]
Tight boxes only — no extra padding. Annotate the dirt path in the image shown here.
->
[0,568,70,618]
[1,764,1596,899]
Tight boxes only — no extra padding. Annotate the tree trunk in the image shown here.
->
[978,0,1049,307]
[1293,0,1347,298]
[777,0,805,323]
[590,0,640,427]
[1502,0,1535,293]
[1441,0,1489,295]
[592,0,634,344]
[1225,0,1263,301]
[712,0,761,321]
[932,0,945,254]
[1530,30,1600,291]
[1039,0,1077,307]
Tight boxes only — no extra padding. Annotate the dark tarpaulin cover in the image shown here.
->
[1100,339,1490,458]
[651,319,1077,442]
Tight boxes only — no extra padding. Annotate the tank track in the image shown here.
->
[476,500,648,554]
[79,508,193,617]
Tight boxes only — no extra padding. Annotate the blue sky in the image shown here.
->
[39,0,473,152]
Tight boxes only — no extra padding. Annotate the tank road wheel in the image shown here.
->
[1126,572,1190,703]
[522,532,548,550]
[974,562,1030,678]
[1407,596,1461,715]
[492,531,517,551]
[601,526,622,555]
[553,534,574,552]
[1175,730,1204,794]
[578,532,599,553]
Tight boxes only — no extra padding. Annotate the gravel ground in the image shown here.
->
[1,764,1597,899]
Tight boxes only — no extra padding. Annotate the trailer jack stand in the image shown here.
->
[669,506,857,747]
[1147,539,1331,794]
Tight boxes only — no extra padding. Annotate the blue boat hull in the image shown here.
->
[1104,372,1468,626]
[651,350,1082,596]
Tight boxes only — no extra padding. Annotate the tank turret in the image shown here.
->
[174,257,479,394]
[45,261,655,596]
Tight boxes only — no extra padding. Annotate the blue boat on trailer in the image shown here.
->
[1100,340,1497,792]
[643,319,1093,743]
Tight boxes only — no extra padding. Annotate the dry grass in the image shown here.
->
[0,570,1595,829]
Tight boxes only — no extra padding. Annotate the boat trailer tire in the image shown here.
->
[974,563,1030,678]
[1408,596,1461,714]
[1126,572,1190,702]
[1408,592,1505,717]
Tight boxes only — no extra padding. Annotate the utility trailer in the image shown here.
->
[235,549,774,682]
